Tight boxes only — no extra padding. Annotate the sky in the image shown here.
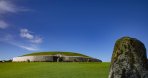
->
[0,0,148,62]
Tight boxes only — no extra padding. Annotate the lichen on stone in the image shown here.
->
[109,36,148,78]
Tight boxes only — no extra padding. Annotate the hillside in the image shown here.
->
[23,51,90,57]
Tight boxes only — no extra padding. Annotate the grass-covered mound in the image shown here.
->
[23,51,89,57]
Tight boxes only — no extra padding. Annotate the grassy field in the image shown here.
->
[0,62,110,78]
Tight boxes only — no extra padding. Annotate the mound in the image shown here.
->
[23,51,89,57]
[13,51,102,62]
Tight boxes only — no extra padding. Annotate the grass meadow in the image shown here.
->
[0,62,110,78]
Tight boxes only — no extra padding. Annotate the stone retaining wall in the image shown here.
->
[13,56,53,62]
[12,55,101,62]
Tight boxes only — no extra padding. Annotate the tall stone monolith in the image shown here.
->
[109,37,148,78]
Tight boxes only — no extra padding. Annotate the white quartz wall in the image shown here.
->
[12,56,101,62]
[13,56,53,62]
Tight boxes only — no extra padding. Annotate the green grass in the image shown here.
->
[23,51,89,57]
[0,62,110,78]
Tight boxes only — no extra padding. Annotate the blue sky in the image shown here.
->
[0,0,148,62]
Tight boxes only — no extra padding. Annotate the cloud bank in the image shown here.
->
[0,0,28,30]
[0,1,43,51]
[0,0,28,14]
[0,0,18,14]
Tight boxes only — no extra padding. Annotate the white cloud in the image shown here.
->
[0,0,29,29]
[0,28,43,51]
[0,0,28,14]
[31,37,42,44]
[19,45,38,51]
[0,1,39,51]
[0,0,17,14]
[0,35,38,51]
[20,28,34,39]
[20,28,43,44]
[0,20,8,29]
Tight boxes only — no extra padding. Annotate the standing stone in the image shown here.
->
[109,37,148,78]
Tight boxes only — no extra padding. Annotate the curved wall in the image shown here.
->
[13,56,53,62]
[12,56,102,62]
